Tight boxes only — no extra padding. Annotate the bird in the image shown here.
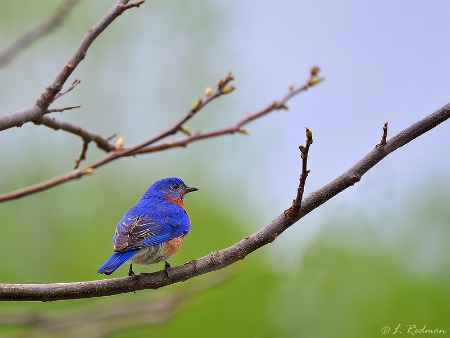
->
[97,177,198,276]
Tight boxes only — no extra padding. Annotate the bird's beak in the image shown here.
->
[183,186,198,194]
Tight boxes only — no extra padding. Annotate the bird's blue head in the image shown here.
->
[144,177,198,205]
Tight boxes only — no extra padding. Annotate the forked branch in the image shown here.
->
[0,69,322,203]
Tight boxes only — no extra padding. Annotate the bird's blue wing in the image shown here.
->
[112,209,189,252]
[97,249,138,275]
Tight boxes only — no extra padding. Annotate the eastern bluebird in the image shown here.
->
[97,177,197,276]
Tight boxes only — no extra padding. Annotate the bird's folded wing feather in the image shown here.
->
[113,213,183,252]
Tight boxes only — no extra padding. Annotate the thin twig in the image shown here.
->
[53,79,81,102]
[46,105,81,113]
[74,141,89,169]
[0,101,448,301]
[0,0,142,132]
[0,0,80,67]
[133,67,323,154]
[285,127,313,221]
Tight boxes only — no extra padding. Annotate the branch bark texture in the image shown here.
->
[1,101,448,302]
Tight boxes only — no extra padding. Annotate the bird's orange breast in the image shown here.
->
[163,237,184,257]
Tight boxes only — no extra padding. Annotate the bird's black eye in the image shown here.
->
[170,182,180,190]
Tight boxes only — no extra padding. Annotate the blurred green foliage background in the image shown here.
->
[1,172,448,337]
[0,1,449,337]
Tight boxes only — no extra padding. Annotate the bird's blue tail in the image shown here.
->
[97,250,138,275]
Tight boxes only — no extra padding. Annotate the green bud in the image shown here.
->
[192,99,202,111]
[220,85,235,94]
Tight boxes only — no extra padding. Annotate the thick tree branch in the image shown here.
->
[0,101,448,302]
[0,0,143,132]
[0,275,227,336]
[0,0,80,67]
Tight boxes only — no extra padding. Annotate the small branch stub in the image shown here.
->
[376,121,389,149]
[119,0,145,10]
[285,127,313,222]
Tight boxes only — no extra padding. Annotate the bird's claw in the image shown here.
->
[164,261,171,278]
[128,264,137,278]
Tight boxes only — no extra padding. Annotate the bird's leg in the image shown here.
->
[164,261,171,278]
[128,263,136,277]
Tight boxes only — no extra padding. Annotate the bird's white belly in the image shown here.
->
[129,244,167,265]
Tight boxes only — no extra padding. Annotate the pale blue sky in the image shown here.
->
[1,1,449,253]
